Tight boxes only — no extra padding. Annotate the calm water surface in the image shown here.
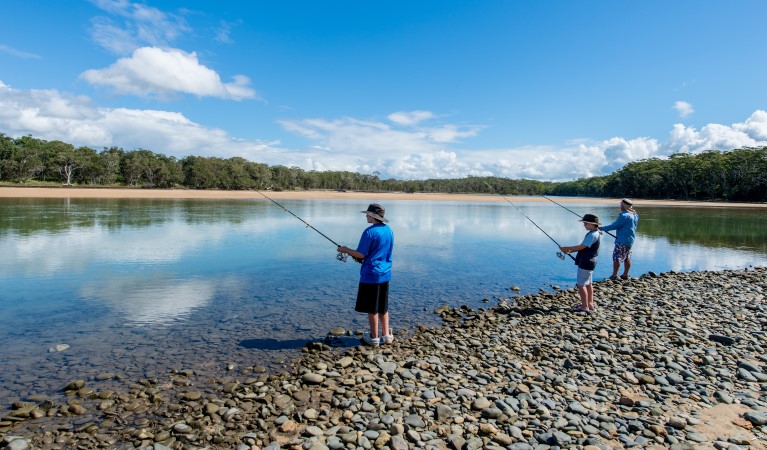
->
[1,197,765,407]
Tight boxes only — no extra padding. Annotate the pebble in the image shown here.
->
[2,268,766,450]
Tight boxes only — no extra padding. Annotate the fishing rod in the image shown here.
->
[542,195,617,239]
[484,183,574,261]
[256,190,349,262]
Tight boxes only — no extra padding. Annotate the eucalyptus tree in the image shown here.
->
[99,147,124,185]
[270,165,300,190]
[77,147,105,185]
[11,135,45,183]
[244,161,272,189]
[148,154,183,188]
[222,157,255,190]
[121,149,155,186]
[181,156,217,189]
[723,147,767,200]
[666,153,697,199]
[0,133,17,180]
[47,140,88,186]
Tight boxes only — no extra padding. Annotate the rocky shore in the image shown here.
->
[2,268,766,450]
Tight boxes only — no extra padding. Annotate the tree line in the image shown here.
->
[1,133,765,202]
[550,147,767,202]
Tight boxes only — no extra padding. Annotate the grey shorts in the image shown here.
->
[576,268,593,287]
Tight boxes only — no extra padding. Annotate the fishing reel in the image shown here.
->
[336,252,348,262]
[556,251,566,260]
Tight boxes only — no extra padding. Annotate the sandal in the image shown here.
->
[620,275,629,280]
[608,275,618,280]
[573,305,589,312]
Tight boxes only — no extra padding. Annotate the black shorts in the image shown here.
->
[355,282,389,314]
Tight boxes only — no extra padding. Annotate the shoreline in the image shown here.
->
[1,186,765,208]
[2,268,766,449]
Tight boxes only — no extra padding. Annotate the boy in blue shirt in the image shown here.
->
[337,204,394,347]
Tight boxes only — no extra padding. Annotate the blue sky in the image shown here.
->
[1,1,766,181]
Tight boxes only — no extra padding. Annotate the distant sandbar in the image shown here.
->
[0,187,764,208]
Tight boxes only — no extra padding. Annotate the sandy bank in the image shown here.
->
[1,187,764,208]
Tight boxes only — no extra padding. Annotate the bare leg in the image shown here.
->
[576,285,588,310]
[367,313,379,338]
[611,260,620,278]
[380,312,390,337]
[586,284,595,310]
[622,258,632,278]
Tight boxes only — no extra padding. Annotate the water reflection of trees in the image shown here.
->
[0,199,268,235]
[1,200,765,256]
[638,207,767,252]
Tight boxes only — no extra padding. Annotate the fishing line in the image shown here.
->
[542,195,617,239]
[256,190,349,262]
[484,183,574,261]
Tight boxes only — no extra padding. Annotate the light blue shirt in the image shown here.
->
[580,229,600,248]
[601,210,639,247]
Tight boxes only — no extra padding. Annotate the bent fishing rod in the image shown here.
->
[484,183,575,261]
[256,190,349,262]
[542,195,616,239]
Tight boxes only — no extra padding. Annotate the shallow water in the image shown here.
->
[1,197,765,408]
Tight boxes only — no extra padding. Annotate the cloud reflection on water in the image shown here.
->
[79,274,246,325]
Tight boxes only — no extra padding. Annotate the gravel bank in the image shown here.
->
[2,268,766,449]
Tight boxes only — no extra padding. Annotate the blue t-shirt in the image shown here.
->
[601,210,639,247]
[356,223,394,284]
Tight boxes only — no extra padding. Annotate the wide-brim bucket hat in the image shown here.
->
[361,203,388,223]
[578,213,600,225]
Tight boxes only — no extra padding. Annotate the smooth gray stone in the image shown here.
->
[744,411,767,426]
[446,434,465,450]
[404,414,426,428]
[567,401,589,415]
[737,369,758,382]
[737,361,763,373]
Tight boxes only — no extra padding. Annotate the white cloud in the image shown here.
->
[733,109,767,140]
[81,47,257,100]
[673,100,694,118]
[214,19,241,45]
[278,110,766,181]
[0,81,275,159]
[388,110,436,126]
[0,44,41,60]
[1,81,765,181]
[667,110,767,154]
[89,0,190,55]
[600,137,660,172]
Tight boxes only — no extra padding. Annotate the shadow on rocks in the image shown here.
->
[238,338,309,350]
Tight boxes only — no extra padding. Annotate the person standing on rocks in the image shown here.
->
[559,213,601,312]
[599,198,639,280]
[337,203,394,347]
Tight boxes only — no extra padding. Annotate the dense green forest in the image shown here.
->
[1,133,765,201]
